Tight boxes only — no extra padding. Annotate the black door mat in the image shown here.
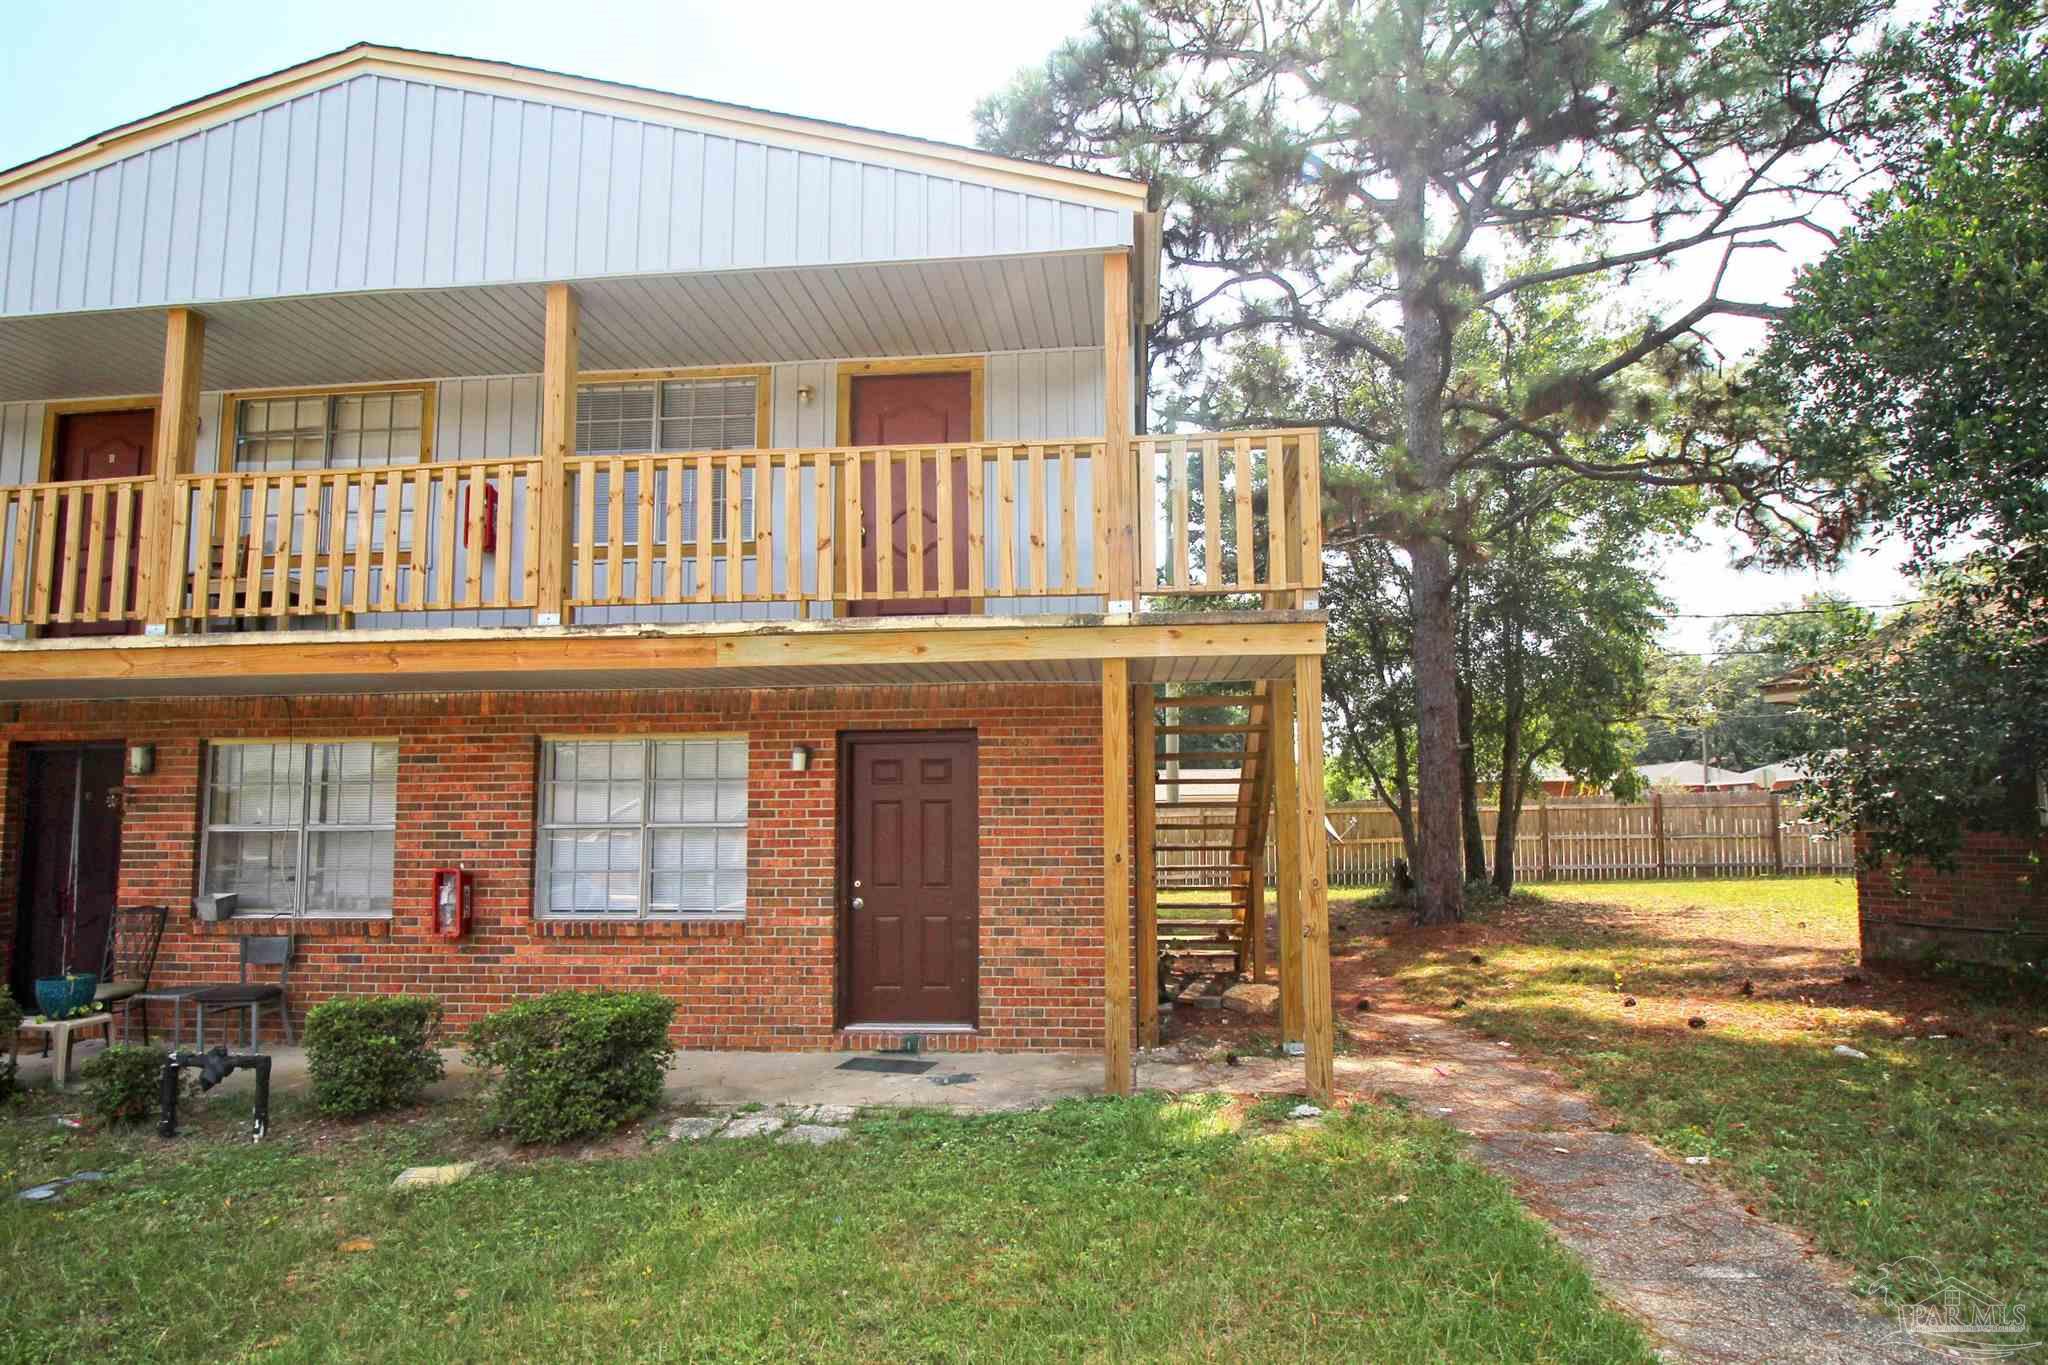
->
[837,1057,938,1075]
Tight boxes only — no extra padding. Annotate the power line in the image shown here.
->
[1653,597,1923,620]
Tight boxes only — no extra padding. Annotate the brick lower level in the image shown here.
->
[1855,830,2048,967]
[0,684,1110,1052]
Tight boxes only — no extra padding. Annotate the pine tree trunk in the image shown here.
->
[1396,173,1464,925]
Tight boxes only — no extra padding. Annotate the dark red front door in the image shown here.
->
[842,732,979,1028]
[46,408,153,638]
[849,372,974,616]
[10,745,125,1007]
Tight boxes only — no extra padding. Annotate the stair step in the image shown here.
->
[1158,917,1241,930]
[1155,693,1263,709]
[1153,844,1247,854]
[1163,947,1243,961]
[1156,724,1262,736]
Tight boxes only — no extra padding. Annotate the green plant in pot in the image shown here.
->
[32,892,100,1020]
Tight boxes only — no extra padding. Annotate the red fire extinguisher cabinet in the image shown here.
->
[432,868,473,939]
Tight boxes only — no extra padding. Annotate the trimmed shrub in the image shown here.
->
[303,994,446,1116]
[80,1044,168,1128]
[0,995,20,1097]
[464,990,675,1144]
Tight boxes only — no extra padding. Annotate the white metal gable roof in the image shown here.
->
[0,46,1142,321]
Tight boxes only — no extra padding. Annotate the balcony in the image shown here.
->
[0,429,1322,698]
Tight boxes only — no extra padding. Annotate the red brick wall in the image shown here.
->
[1855,829,2048,966]
[0,685,1107,1052]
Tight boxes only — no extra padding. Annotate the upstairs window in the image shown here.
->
[231,387,431,471]
[576,374,765,545]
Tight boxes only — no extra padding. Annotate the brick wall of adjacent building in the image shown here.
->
[0,685,1108,1052]
[1855,830,2048,966]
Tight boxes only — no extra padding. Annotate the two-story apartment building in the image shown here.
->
[0,45,1334,1098]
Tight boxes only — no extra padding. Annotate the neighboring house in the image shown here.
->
[1737,762,1812,793]
[1760,673,2047,967]
[0,46,1337,1097]
[1634,760,1751,792]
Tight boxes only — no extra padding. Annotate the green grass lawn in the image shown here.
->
[1365,876,2048,1347]
[0,1089,1652,1364]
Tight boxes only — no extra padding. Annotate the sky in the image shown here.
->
[0,0,1915,648]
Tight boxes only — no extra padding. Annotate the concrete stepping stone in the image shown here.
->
[777,1124,848,1146]
[719,1114,785,1140]
[667,1116,724,1142]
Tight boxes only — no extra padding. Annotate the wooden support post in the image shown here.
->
[1102,251,1135,610]
[1103,658,1134,1096]
[147,307,205,628]
[1246,680,1274,984]
[536,283,579,625]
[1295,654,1334,1104]
[1133,682,1159,1048]
[1269,676,1304,1044]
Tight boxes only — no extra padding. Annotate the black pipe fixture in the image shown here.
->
[158,1048,273,1142]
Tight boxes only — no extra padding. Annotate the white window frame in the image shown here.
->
[575,370,766,546]
[535,736,749,922]
[199,739,399,919]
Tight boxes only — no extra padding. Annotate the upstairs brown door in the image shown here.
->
[45,407,154,637]
[841,731,979,1028]
[848,372,974,616]
[10,744,125,1007]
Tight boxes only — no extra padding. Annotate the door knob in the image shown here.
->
[851,897,865,910]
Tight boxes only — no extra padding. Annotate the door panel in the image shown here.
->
[848,373,974,616]
[46,408,154,638]
[10,745,125,1006]
[843,732,978,1027]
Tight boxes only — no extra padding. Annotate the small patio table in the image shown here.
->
[14,1012,114,1088]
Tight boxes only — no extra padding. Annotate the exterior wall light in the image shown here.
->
[790,744,813,773]
[125,743,155,777]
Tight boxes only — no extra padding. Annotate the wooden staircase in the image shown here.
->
[1141,687,1276,1005]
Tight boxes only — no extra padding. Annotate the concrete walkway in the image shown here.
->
[15,1040,1104,1115]
[1139,1009,1945,1365]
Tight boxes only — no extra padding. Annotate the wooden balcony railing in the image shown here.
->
[0,429,1320,633]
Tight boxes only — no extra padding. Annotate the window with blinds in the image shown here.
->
[576,377,761,544]
[537,738,747,919]
[201,741,399,918]
[233,389,428,470]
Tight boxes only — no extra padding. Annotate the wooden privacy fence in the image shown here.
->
[1156,792,1854,886]
[0,429,1324,628]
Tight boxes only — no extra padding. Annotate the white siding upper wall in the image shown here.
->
[0,74,1130,320]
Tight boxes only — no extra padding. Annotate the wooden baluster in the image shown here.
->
[723,453,743,602]
[1233,435,1254,589]
[663,457,685,603]
[966,447,986,600]
[1027,444,1047,594]
[216,478,243,620]
[268,475,295,619]
[903,447,925,598]
[465,465,487,608]
[408,468,431,611]
[840,451,861,602]
[813,453,835,604]
[55,486,84,622]
[572,462,594,606]
[629,457,651,606]
[493,464,514,608]
[693,456,714,603]
[295,475,319,615]
[782,454,802,604]
[1200,437,1222,589]
[755,450,776,602]
[78,486,108,621]
[873,450,894,600]
[110,484,136,619]
[248,479,273,618]
[7,492,32,622]
[1058,443,1078,593]
[1168,440,1191,590]
[1265,437,1290,594]
[1298,431,1322,596]
[1136,439,1156,595]
[435,467,458,609]
[995,446,1016,596]
[935,447,955,598]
